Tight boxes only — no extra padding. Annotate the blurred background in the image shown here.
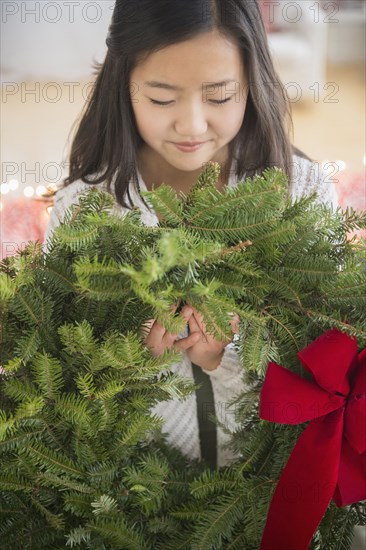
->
[1,0,365,259]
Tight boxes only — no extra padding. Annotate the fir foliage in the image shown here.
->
[0,162,365,548]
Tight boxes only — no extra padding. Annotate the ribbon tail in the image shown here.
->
[260,409,344,550]
[334,437,366,506]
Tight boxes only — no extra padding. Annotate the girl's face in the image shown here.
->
[129,30,248,186]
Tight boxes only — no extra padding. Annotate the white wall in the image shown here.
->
[1,0,115,81]
[327,4,366,64]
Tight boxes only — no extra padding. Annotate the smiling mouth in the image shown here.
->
[173,141,207,146]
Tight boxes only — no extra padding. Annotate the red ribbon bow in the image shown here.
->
[259,328,366,550]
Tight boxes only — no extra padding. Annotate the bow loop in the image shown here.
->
[259,328,366,550]
[297,329,357,396]
[260,362,345,425]
[344,397,366,454]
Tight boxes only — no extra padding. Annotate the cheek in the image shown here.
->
[133,104,165,138]
[218,104,246,135]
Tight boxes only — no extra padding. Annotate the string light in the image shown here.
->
[1,181,56,199]
[24,186,35,198]
[321,160,347,173]
[0,183,10,194]
[36,185,47,197]
[8,179,19,191]
[336,160,346,172]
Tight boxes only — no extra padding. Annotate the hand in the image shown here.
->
[140,303,200,357]
[176,307,240,371]
[141,304,240,372]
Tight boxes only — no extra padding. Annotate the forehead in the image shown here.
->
[131,30,245,89]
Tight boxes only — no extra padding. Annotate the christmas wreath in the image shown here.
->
[0,163,365,549]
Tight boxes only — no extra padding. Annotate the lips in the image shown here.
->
[172,142,206,152]
[174,142,205,146]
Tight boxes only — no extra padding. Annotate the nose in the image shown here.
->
[174,100,208,137]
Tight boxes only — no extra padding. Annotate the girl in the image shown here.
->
[44,0,338,469]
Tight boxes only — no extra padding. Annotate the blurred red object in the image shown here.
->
[337,172,365,211]
[336,171,366,241]
[0,197,51,260]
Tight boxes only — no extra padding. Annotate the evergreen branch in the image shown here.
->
[101,332,148,370]
[0,426,45,452]
[91,494,118,516]
[141,185,184,226]
[29,496,65,530]
[32,352,64,400]
[190,469,237,498]
[94,380,126,400]
[3,377,40,404]
[41,261,76,294]
[191,493,244,549]
[15,290,40,326]
[186,167,287,225]
[54,224,99,252]
[187,214,282,237]
[0,274,16,301]
[113,414,162,451]
[252,220,296,245]
[304,310,366,342]
[65,526,91,547]
[54,394,93,431]
[35,471,94,494]
[225,530,249,550]
[13,330,41,365]
[263,308,302,353]
[86,517,149,549]
[21,443,85,477]
[0,411,17,441]
[86,461,119,483]
[0,475,35,492]
[58,320,99,356]
[14,398,45,423]
[264,271,303,307]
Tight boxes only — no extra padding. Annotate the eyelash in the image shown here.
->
[149,97,233,106]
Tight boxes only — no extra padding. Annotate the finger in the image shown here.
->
[161,305,193,348]
[188,316,208,345]
[190,307,206,329]
[173,331,201,351]
[140,318,155,339]
[229,313,240,335]
[170,302,180,314]
[180,304,193,319]
[146,304,190,349]
[143,317,168,344]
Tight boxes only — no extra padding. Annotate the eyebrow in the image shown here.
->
[143,79,237,91]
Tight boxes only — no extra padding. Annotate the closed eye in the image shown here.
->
[149,97,233,106]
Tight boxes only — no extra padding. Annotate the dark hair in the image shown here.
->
[62,0,294,209]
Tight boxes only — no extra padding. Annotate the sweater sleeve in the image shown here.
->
[43,180,130,254]
[202,341,243,380]
[43,181,96,253]
[290,156,339,210]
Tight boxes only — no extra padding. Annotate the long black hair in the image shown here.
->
[63,0,294,208]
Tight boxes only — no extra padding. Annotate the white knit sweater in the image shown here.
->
[44,155,338,468]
